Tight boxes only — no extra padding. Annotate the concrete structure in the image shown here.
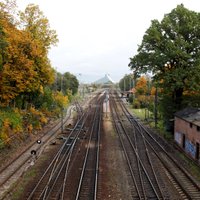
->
[174,107,200,162]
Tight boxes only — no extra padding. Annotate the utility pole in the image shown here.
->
[61,74,64,133]
[61,107,64,134]
[154,85,158,128]
[124,78,126,92]
[106,96,108,118]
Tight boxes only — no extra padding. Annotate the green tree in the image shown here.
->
[63,72,79,95]
[129,4,200,122]
[55,72,79,95]
[119,74,134,91]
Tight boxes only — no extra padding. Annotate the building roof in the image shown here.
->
[175,107,200,126]
[94,74,115,84]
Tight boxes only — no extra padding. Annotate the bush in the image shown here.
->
[133,99,141,108]
[23,107,48,132]
[0,108,23,146]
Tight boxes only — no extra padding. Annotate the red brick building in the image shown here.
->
[174,108,200,162]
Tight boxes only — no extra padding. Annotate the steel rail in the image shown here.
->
[117,91,200,199]
[138,120,200,199]
[116,94,166,199]
[110,94,160,199]
[75,96,103,200]
[0,107,74,200]
[40,93,102,200]
[26,110,89,200]
[94,95,103,200]
[40,97,97,199]
[109,95,142,199]
[42,111,89,199]
[0,106,73,177]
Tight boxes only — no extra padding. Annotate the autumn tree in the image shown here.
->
[135,76,147,95]
[0,2,59,108]
[129,4,200,124]
[0,3,38,105]
[18,4,58,106]
[19,4,58,82]
[19,4,58,51]
[133,75,154,109]
[0,23,7,70]
[0,0,14,98]
[0,1,72,147]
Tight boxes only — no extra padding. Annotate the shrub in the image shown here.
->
[133,99,141,109]
[0,108,23,146]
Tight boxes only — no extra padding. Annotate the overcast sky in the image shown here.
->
[16,0,200,83]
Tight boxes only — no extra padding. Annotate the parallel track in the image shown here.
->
[24,92,105,200]
[115,91,200,199]
[0,107,73,200]
[110,92,164,199]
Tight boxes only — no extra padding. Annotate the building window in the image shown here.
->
[197,126,200,132]
[190,123,193,128]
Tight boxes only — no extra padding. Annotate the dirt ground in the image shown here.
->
[98,100,132,200]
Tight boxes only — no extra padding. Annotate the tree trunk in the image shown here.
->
[174,88,183,109]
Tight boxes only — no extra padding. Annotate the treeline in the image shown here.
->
[0,1,78,148]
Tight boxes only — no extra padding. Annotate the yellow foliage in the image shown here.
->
[151,86,156,95]
[53,91,69,108]
[40,115,47,124]
[0,118,11,144]
[0,132,10,144]
[27,124,33,133]
[183,90,199,96]
[135,76,147,95]
[137,95,147,103]
[39,85,44,94]
[27,106,48,132]
[0,13,56,106]
[13,125,23,133]
[29,106,39,115]
[35,124,42,130]
[3,118,10,128]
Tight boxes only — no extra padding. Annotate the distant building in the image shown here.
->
[94,74,115,87]
[174,107,200,162]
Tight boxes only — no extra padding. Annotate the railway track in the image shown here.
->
[118,93,200,199]
[23,92,105,200]
[2,89,200,199]
[75,97,103,200]
[0,106,74,200]
[110,93,164,199]
[111,91,200,199]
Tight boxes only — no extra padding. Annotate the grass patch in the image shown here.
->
[131,107,174,142]
[131,108,146,120]
[0,108,22,129]
[11,168,36,200]
[177,152,200,181]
